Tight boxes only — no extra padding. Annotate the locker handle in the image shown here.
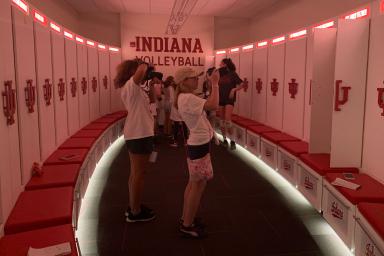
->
[309,79,312,105]
[92,77,97,92]
[70,77,77,97]
[377,86,384,116]
[81,77,87,95]
[58,78,65,101]
[334,80,351,111]
[103,75,108,89]
[271,78,279,96]
[43,79,52,106]
[2,80,16,125]
[288,78,298,99]
[24,79,36,113]
[255,78,262,94]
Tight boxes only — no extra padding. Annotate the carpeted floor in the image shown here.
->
[77,136,330,256]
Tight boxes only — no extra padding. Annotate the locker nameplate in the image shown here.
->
[334,80,351,111]
[378,86,384,116]
[2,81,16,125]
[288,79,298,99]
[43,79,52,105]
[58,78,65,101]
[255,78,262,94]
[70,78,77,97]
[271,78,279,96]
[24,79,35,113]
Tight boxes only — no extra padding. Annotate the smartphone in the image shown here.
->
[343,173,355,180]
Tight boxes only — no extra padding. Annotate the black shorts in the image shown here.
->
[187,142,210,160]
[125,136,154,154]
[219,95,236,106]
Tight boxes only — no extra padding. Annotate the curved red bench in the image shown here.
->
[44,149,89,166]
[358,203,384,240]
[82,122,110,131]
[25,164,81,190]
[0,224,77,256]
[278,141,308,156]
[4,187,73,235]
[59,137,97,149]
[261,132,300,144]
[232,118,262,127]
[299,154,359,176]
[71,129,105,138]
[247,125,279,135]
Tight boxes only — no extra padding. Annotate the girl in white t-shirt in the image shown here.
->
[174,67,220,238]
[115,59,156,223]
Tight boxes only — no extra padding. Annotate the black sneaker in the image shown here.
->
[179,224,206,239]
[220,139,228,148]
[230,140,236,150]
[126,209,156,223]
[125,204,154,217]
[179,217,206,228]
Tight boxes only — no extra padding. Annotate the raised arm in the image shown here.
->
[204,70,220,111]
[133,63,148,85]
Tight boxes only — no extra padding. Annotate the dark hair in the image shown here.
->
[222,58,236,72]
[114,60,139,88]
[207,67,215,76]
[163,76,174,88]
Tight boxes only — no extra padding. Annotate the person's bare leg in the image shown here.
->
[183,180,207,227]
[181,182,192,221]
[219,106,226,139]
[129,152,150,214]
[224,105,234,136]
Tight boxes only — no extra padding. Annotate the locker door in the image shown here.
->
[77,42,90,127]
[303,34,314,142]
[51,29,68,145]
[252,46,268,123]
[362,12,384,182]
[98,48,110,116]
[308,29,337,153]
[227,51,240,114]
[33,15,55,161]
[110,50,123,112]
[239,49,253,118]
[88,46,100,121]
[11,5,40,185]
[214,52,226,68]
[65,35,79,135]
[283,36,307,139]
[0,0,22,227]
[330,19,370,167]
[266,41,285,130]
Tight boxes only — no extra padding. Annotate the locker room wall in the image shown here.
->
[214,17,250,50]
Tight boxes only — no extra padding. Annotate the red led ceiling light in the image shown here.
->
[12,0,29,14]
[76,36,84,44]
[50,22,61,33]
[272,36,285,45]
[216,50,226,55]
[109,47,119,52]
[98,44,106,50]
[64,31,74,40]
[86,40,95,47]
[242,44,254,51]
[314,20,335,29]
[33,10,47,25]
[257,41,268,48]
[289,29,307,39]
[344,7,369,20]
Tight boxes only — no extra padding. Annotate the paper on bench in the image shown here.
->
[331,178,360,190]
[28,242,71,256]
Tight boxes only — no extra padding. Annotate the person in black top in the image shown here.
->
[218,58,248,150]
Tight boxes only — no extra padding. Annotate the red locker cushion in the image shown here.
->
[5,187,73,234]
[358,203,384,240]
[247,125,279,135]
[279,141,309,156]
[299,154,359,176]
[108,110,127,116]
[44,149,88,165]
[82,122,110,131]
[72,129,104,138]
[325,174,384,205]
[59,137,97,149]
[232,118,262,127]
[261,132,300,144]
[25,164,81,190]
[93,116,122,123]
[0,224,78,256]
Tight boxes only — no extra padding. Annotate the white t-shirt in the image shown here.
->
[121,78,154,140]
[169,87,182,121]
[177,93,213,145]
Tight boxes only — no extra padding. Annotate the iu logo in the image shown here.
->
[2,80,16,125]
[365,243,376,256]
[81,77,87,95]
[255,78,262,94]
[43,79,52,106]
[249,139,255,147]
[265,148,272,157]
[271,78,279,96]
[103,75,108,89]
[283,160,291,171]
[58,78,65,101]
[288,78,298,99]
[24,79,36,113]
[331,202,344,219]
[334,80,351,111]
[70,78,77,97]
[304,176,313,190]
[377,82,384,116]
[92,77,97,92]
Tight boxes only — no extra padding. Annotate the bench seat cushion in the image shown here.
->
[279,141,309,157]
[358,202,384,241]
[299,154,359,176]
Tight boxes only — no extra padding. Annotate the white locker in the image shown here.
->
[266,40,285,130]
[65,34,80,135]
[0,0,22,230]
[303,34,314,142]
[330,19,370,167]
[110,49,123,112]
[308,29,337,153]
[11,5,41,185]
[77,41,90,127]
[214,52,226,69]
[98,47,110,116]
[88,45,100,121]
[33,14,56,161]
[51,27,68,145]
[238,48,253,118]
[227,51,240,115]
[283,35,307,139]
[251,45,268,123]
[362,11,384,183]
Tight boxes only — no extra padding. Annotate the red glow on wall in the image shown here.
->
[344,7,369,20]
[50,22,61,33]
[64,31,74,40]
[381,1,384,13]
[109,47,120,52]
[33,10,47,25]
[314,20,335,29]
[12,0,29,14]
[216,50,226,55]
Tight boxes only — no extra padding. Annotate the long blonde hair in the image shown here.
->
[174,80,194,109]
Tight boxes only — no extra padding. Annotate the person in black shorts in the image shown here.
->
[218,58,248,150]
